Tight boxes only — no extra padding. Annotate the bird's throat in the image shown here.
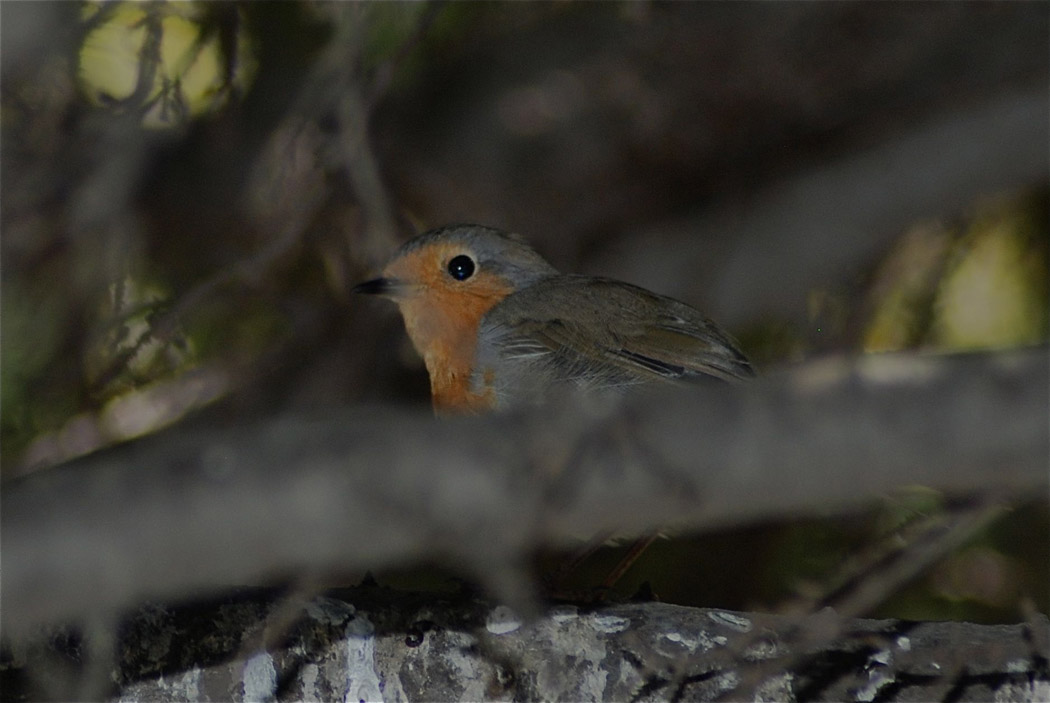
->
[398,294,497,414]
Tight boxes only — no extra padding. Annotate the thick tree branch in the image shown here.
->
[6,588,1048,702]
[2,348,1046,634]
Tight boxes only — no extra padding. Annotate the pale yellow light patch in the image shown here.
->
[863,194,1047,353]
[83,274,195,394]
[862,222,951,353]
[931,215,1046,350]
[78,1,256,129]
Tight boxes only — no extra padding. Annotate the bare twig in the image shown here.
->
[715,496,1011,701]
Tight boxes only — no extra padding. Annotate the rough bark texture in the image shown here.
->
[3,587,1048,702]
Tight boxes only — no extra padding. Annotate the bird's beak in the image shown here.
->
[353,277,405,298]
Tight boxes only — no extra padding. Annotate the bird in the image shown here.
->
[355,223,753,597]
[354,223,753,415]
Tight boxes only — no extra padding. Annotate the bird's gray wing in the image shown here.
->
[474,276,752,405]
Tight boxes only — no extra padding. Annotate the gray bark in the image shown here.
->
[4,587,1048,702]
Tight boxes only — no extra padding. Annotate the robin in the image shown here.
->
[354,223,753,415]
[355,223,753,596]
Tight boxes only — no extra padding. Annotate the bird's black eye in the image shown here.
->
[447,254,475,281]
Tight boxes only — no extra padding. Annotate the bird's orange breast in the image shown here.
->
[390,258,515,414]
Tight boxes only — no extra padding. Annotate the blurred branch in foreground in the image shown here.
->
[3,347,1045,635]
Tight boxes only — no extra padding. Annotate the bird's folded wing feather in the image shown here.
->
[478,276,753,391]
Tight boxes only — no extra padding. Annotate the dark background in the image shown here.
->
[2,1,1047,622]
